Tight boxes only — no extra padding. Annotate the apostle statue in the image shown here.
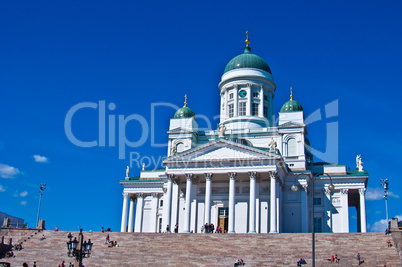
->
[356,155,363,172]
[126,166,130,178]
[170,144,177,156]
[218,124,226,138]
[269,137,277,152]
[142,163,146,171]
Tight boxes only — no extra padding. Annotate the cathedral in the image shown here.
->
[119,34,368,234]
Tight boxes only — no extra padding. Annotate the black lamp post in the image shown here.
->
[291,172,335,267]
[66,229,93,267]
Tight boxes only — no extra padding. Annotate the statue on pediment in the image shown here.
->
[269,137,277,153]
[218,124,226,138]
[126,166,130,178]
[356,155,363,172]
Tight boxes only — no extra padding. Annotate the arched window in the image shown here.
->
[287,138,297,156]
[176,143,185,153]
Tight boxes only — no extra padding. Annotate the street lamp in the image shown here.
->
[380,179,389,224]
[291,173,335,267]
[66,229,93,267]
[36,183,46,228]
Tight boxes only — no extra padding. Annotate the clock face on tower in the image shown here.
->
[239,90,247,98]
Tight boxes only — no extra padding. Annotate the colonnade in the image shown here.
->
[120,171,281,233]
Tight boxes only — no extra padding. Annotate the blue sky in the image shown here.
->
[0,0,401,232]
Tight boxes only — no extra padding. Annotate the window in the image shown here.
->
[263,105,268,118]
[160,200,163,207]
[219,207,229,216]
[228,104,234,118]
[287,138,297,156]
[239,102,246,116]
[264,94,268,101]
[253,92,259,98]
[229,93,234,100]
[252,103,259,116]
[313,197,322,206]
[314,217,322,233]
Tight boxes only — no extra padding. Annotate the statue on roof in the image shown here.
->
[170,144,177,156]
[126,166,130,178]
[218,124,226,138]
[269,137,277,153]
[142,163,146,171]
[356,155,363,172]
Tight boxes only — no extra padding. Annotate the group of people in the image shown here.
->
[234,258,245,266]
[105,234,119,247]
[202,223,215,233]
[14,242,23,251]
[330,254,339,263]
[101,226,112,232]
[296,258,307,266]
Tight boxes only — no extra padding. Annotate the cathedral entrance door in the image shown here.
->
[218,207,229,233]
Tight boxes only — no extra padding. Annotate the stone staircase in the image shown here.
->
[2,231,401,266]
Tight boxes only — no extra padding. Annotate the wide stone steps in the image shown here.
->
[4,231,401,266]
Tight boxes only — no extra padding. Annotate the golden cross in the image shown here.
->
[245,31,250,47]
[184,94,187,107]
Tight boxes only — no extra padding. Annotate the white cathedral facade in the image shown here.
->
[119,36,368,234]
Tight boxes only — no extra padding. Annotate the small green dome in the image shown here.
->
[174,106,195,119]
[280,99,303,112]
[224,47,272,74]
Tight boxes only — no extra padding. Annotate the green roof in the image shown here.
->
[174,106,195,119]
[280,99,303,112]
[224,47,272,74]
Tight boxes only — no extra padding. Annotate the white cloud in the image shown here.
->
[20,201,27,206]
[0,185,5,192]
[370,215,402,232]
[33,155,49,163]
[366,187,399,201]
[20,191,28,197]
[0,164,20,178]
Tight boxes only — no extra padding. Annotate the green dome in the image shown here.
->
[174,106,195,119]
[280,99,303,112]
[224,47,272,74]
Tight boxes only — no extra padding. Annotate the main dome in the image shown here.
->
[223,47,272,74]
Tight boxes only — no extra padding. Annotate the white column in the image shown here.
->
[248,172,257,233]
[120,193,129,232]
[204,173,212,225]
[171,180,179,228]
[276,180,280,233]
[255,179,260,233]
[234,85,238,117]
[246,84,251,116]
[269,172,277,233]
[259,86,264,117]
[163,174,174,232]
[150,193,159,233]
[359,188,367,233]
[184,174,193,233]
[324,189,332,232]
[301,185,308,233]
[127,196,135,232]
[340,189,349,232]
[190,181,198,233]
[228,172,236,233]
[134,193,144,232]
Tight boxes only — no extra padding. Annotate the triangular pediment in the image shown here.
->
[164,139,280,165]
